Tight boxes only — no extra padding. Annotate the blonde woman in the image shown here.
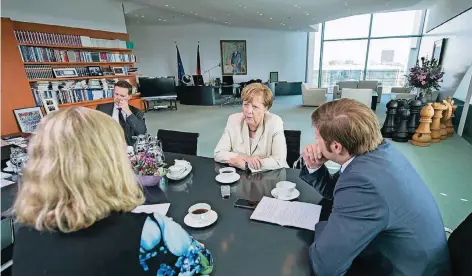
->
[214,83,289,171]
[12,108,213,276]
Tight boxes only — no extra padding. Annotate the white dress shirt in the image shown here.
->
[112,104,128,123]
[307,156,356,174]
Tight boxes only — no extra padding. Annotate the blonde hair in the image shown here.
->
[13,107,145,233]
[241,83,274,109]
[312,98,383,155]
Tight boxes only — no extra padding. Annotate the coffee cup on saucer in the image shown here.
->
[168,165,186,178]
[276,181,296,198]
[188,203,212,223]
[175,159,190,167]
[219,167,236,177]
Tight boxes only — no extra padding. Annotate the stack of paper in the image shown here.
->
[132,203,170,216]
[250,196,322,231]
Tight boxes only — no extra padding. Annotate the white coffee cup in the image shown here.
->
[276,181,296,198]
[174,159,190,167]
[188,203,212,222]
[168,165,186,177]
[219,167,236,177]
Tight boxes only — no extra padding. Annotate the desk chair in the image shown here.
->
[220,86,236,107]
[284,130,301,169]
[1,217,14,276]
[448,212,472,275]
[157,129,200,156]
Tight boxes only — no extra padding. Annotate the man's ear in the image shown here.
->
[331,141,344,154]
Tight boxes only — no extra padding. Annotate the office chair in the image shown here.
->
[157,129,200,156]
[448,212,472,275]
[284,130,301,169]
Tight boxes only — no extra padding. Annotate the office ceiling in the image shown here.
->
[121,0,436,31]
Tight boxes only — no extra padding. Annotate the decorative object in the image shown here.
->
[112,66,126,75]
[13,107,44,133]
[440,100,452,140]
[42,98,59,114]
[432,39,447,65]
[431,103,446,143]
[87,66,103,76]
[52,68,78,78]
[392,108,410,143]
[406,56,445,102]
[407,99,422,139]
[220,40,247,76]
[129,134,167,187]
[445,96,456,137]
[269,72,279,82]
[395,99,409,126]
[381,100,398,138]
[411,103,434,147]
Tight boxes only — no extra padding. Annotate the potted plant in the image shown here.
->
[406,56,445,103]
[130,134,167,187]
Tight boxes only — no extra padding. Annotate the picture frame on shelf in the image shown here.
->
[269,72,279,82]
[13,107,44,133]
[53,68,78,78]
[112,66,126,75]
[432,38,447,65]
[42,98,59,114]
[87,66,103,76]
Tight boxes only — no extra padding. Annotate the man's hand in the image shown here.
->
[117,100,132,115]
[302,142,328,169]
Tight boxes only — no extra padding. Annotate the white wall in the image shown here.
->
[127,22,308,83]
[425,0,471,32]
[1,0,127,33]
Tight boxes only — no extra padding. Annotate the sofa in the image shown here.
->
[334,80,383,102]
[301,84,327,107]
[341,88,373,108]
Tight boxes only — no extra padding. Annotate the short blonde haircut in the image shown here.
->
[13,107,145,233]
[241,83,274,109]
[312,98,383,155]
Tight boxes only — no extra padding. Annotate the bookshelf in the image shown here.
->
[1,18,143,135]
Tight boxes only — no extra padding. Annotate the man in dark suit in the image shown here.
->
[96,81,146,146]
[301,98,450,275]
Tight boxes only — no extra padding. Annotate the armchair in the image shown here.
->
[341,88,372,108]
[301,84,327,107]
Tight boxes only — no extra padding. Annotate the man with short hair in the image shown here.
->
[96,80,146,145]
[301,98,450,275]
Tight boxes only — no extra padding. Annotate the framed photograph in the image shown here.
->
[53,68,78,78]
[13,107,44,133]
[432,39,447,65]
[87,66,103,76]
[41,98,59,114]
[112,67,126,75]
[220,40,247,76]
[270,72,279,82]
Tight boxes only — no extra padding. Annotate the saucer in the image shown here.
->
[271,188,300,201]
[184,210,218,228]
[215,173,240,184]
[166,165,192,181]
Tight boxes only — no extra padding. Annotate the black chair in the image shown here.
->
[448,212,472,275]
[157,129,199,156]
[284,130,301,169]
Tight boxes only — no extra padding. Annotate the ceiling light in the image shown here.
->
[243,6,247,9]
[281,23,285,25]
[158,18,162,21]
[172,6,175,9]
[141,15,145,18]
[165,4,168,7]
[182,14,185,16]
[225,21,228,23]
[269,17,273,20]
[305,12,309,15]
[163,19,166,22]
[260,13,263,15]
[238,4,242,7]
[345,2,348,5]
[195,13,198,15]
[294,4,298,7]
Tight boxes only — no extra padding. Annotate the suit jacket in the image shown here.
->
[96,103,147,146]
[300,140,450,275]
[214,112,289,171]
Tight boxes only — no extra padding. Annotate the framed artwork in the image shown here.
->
[87,66,103,76]
[432,38,447,65]
[270,72,279,82]
[13,107,44,133]
[53,68,78,78]
[112,67,126,75]
[42,98,59,114]
[220,40,247,76]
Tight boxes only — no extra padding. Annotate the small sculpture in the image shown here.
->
[381,100,398,138]
[392,109,410,143]
[431,103,446,143]
[407,99,422,140]
[411,103,434,147]
[440,100,452,140]
[445,96,456,137]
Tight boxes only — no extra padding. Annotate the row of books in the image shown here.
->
[14,30,128,49]
[25,65,136,80]
[32,88,114,106]
[19,46,137,63]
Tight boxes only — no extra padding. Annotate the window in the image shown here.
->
[371,10,423,37]
[324,14,371,40]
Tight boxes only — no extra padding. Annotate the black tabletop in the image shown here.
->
[1,153,333,275]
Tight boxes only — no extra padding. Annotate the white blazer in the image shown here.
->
[214,112,289,171]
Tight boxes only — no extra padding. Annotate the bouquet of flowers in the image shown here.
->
[406,56,445,94]
[130,152,167,176]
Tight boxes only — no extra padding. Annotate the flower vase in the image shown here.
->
[416,89,427,105]
[137,175,162,187]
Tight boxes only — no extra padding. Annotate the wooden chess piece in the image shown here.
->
[381,100,398,138]
[395,99,408,126]
[431,103,446,143]
[407,99,422,140]
[392,108,410,143]
[445,96,456,137]
[440,100,452,140]
[411,103,434,147]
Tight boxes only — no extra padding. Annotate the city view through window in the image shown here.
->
[310,10,424,93]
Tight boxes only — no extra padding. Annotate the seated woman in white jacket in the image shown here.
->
[214,83,289,171]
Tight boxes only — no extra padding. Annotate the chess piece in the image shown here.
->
[411,103,434,147]
[431,103,446,143]
[392,109,410,143]
[381,100,398,138]
[407,99,422,139]
[395,99,408,126]
[440,100,452,140]
[445,96,456,137]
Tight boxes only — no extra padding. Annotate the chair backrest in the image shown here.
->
[338,81,358,89]
[391,87,411,94]
[157,129,200,156]
[358,80,378,90]
[448,212,472,276]
[301,83,308,93]
[284,130,301,169]
[341,88,372,108]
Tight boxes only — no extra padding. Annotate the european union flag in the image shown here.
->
[176,45,185,82]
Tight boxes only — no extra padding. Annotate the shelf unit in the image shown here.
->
[58,94,141,108]
[28,74,141,82]
[18,43,132,52]
[23,61,134,65]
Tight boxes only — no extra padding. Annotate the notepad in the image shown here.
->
[132,203,170,215]
[250,196,322,231]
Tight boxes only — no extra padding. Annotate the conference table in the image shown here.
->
[1,152,334,276]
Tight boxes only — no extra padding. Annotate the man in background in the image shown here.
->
[231,44,242,73]
[301,98,450,275]
[96,80,146,145]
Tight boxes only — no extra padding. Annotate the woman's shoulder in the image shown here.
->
[264,112,284,126]
[227,112,244,125]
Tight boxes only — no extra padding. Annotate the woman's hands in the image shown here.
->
[228,155,263,170]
